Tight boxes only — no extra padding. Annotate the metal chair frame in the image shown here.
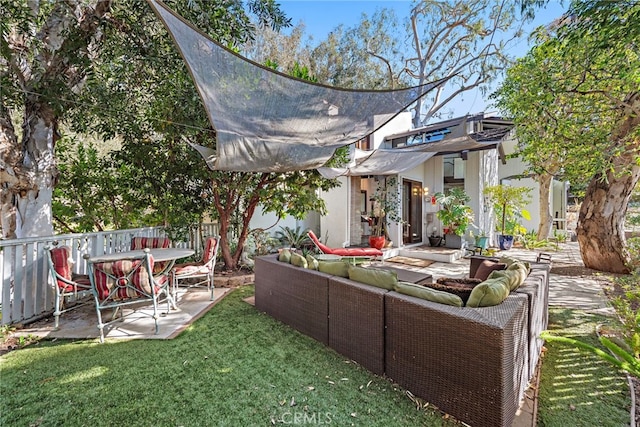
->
[45,244,92,329]
[87,250,171,343]
[173,236,220,301]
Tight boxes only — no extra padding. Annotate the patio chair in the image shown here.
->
[130,236,172,273]
[307,230,383,260]
[172,236,220,301]
[46,245,92,329]
[87,250,172,343]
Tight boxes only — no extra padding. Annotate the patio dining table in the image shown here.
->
[87,248,195,307]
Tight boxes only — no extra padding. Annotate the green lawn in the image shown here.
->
[537,308,631,426]
[1,288,632,426]
[0,286,456,426]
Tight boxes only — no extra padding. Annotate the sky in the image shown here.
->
[277,0,567,117]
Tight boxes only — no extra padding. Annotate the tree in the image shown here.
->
[492,27,594,240]
[1,0,113,239]
[0,0,289,239]
[305,0,528,125]
[495,1,640,273]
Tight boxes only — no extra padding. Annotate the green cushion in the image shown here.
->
[278,249,291,263]
[395,282,463,307]
[348,266,397,290]
[506,261,530,288]
[488,269,522,291]
[466,277,511,307]
[318,260,350,278]
[290,252,308,268]
[306,254,319,270]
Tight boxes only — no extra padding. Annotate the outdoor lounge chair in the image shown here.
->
[172,235,220,301]
[46,245,92,329]
[307,230,383,259]
[87,250,172,343]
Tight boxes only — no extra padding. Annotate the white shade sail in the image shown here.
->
[147,0,443,172]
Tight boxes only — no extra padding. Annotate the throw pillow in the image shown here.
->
[488,269,522,291]
[466,276,511,307]
[278,249,291,263]
[395,282,463,307]
[473,260,507,281]
[290,252,308,268]
[506,261,530,288]
[318,260,350,278]
[348,266,397,290]
[306,254,319,270]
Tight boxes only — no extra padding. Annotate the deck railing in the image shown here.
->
[0,223,218,325]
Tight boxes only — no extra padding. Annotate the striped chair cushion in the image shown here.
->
[130,237,172,273]
[130,237,171,250]
[92,257,167,301]
[50,246,73,289]
[202,237,218,263]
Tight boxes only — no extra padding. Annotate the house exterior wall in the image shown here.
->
[319,176,350,248]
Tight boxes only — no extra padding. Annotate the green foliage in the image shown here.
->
[483,184,532,236]
[434,188,474,236]
[369,177,401,237]
[540,331,640,378]
[274,225,311,249]
[520,230,549,249]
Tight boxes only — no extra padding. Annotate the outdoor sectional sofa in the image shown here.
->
[254,254,549,427]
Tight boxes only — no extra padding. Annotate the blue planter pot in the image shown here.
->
[475,236,489,249]
[498,235,514,250]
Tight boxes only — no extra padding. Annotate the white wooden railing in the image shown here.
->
[0,223,218,325]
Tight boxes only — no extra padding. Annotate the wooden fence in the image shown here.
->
[0,224,218,325]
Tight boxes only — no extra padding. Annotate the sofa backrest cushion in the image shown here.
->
[278,249,292,263]
[318,260,350,277]
[290,252,308,268]
[473,260,507,281]
[348,266,397,290]
[306,254,319,270]
[489,262,530,291]
[395,281,463,307]
[466,276,511,307]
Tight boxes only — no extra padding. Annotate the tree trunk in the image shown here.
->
[537,173,553,240]
[0,102,57,238]
[578,167,638,273]
[578,94,640,273]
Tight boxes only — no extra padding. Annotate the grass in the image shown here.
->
[0,286,457,427]
[1,289,632,426]
[537,308,632,426]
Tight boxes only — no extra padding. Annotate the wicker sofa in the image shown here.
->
[254,254,549,427]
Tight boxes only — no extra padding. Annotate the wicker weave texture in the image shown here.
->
[255,256,330,344]
[328,277,388,375]
[514,266,550,381]
[384,291,530,427]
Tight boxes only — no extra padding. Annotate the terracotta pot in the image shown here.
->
[369,235,386,249]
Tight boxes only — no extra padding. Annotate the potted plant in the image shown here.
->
[428,226,442,247]
[274,225,311,251]
[483,184,532,250]
[368,177,401,249]
[434,188,474,249]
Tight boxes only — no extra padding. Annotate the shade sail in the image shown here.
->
[318,147,436,178]
[147,0,442,172]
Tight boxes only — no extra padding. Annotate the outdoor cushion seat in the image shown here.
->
[46,245,92,328]
[173,236,220,301]
[88,250,172,343]
[307,230,383,258]
[130,236,172,273]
